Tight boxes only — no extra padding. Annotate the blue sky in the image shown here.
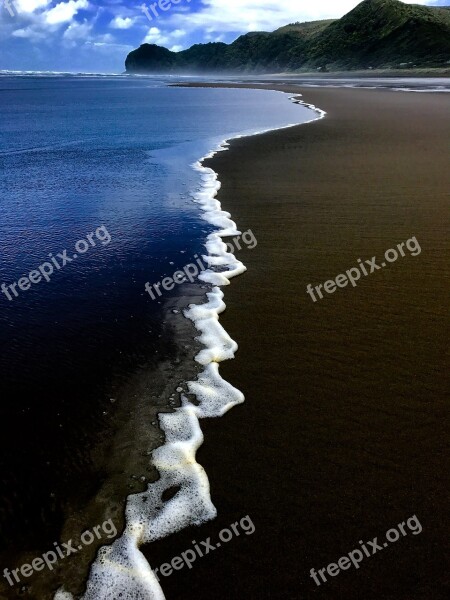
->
[0,0,447,73]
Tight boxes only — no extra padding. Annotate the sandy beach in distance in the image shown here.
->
[142,84,450,599]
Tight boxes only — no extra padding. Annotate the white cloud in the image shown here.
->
[142,26,191,49]
[96,33,114,43]
[15,0,50,13]
[110,16,136,30]
[45,0,89,26]
[12,26,47,40]
[84,40,135,55]
[171,29,187,39]
[143,26,169,45]
[63,20,92,40]
[11,29,27,38]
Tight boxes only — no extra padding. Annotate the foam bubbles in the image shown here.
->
[55,134,247,600]
[56,90,323,600]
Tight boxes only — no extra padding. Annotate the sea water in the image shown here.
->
[0,74,317,597]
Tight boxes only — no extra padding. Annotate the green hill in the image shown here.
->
[304,0,450,69]
[125,0,450,73]
[273,20,336,39]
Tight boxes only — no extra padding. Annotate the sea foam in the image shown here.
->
[55,135,246,600]
[55,91,324,600]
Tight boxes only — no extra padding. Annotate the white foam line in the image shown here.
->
[55,91,324,600]
[390,87,450,93]
[294,82,450,93]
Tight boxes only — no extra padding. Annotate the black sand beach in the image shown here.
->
[141,85,450,599]
[4,84,447,600]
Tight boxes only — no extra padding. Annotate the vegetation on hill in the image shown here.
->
[273,20,336,39]
[125,0,450,73]
[304,0,450,69]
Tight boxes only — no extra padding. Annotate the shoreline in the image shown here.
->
[1,85,320,600]
[0,306,206,600]
[52,90,317,600]
[139,83,449,599]
[11,82,447,599]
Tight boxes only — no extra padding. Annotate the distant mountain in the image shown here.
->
[125,0,450,73]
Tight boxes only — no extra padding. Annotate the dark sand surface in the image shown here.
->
[142,86,449,599]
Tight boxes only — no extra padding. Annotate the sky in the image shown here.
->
[0,0,447,73]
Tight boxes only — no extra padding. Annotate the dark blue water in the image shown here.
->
[0,75,312,570]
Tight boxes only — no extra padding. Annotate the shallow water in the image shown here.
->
[0,75,314,596]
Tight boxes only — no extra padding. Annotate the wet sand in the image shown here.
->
[142,85,449,599]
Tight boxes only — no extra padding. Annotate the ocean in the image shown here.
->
[0,74,315,598]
